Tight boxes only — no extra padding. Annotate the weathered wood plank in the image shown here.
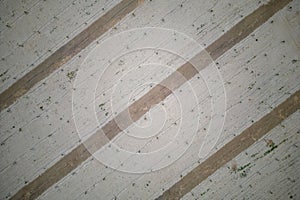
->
[157,90,300,199]
[0,0,122,92]
[182,111,300,200]
[0,2,264,199]
[0,0,143,111]
[104,2,299,199]
[1,0,299,199]
[32,0,298,200]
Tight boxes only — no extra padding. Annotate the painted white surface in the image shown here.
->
[36,1,299,200]
[0,0,299,199]
[182,110,300,200]
[0,0,122,93]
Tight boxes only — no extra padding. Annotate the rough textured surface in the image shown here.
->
[158,89,300,199]
[0,0,299,199]
[0,0,143,111]
[182,111,300,200]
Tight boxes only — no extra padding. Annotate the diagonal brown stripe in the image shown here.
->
[206,0,292,60]
[0,0,144,112]
[156,90,300,200]
[11,144,91,200]
[10,0,292,199]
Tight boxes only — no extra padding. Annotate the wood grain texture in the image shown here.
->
[156,90,300,200]
[0,0,122,94]
[36,0,299,198]
[182,111,300,199]
[206,0,293,60]
[8,0,293,199]
[0,0,143,112]
[10,144,91,200]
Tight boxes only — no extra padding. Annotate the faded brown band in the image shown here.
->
[0,0,144,111]
[11,144,91,200]
[156,90,300,200]
[206,0,292,60]
[10,0,292,199]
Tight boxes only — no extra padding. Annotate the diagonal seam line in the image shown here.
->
[156,90,300,200]
[0,0,144,112]
[9,0,293,199]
